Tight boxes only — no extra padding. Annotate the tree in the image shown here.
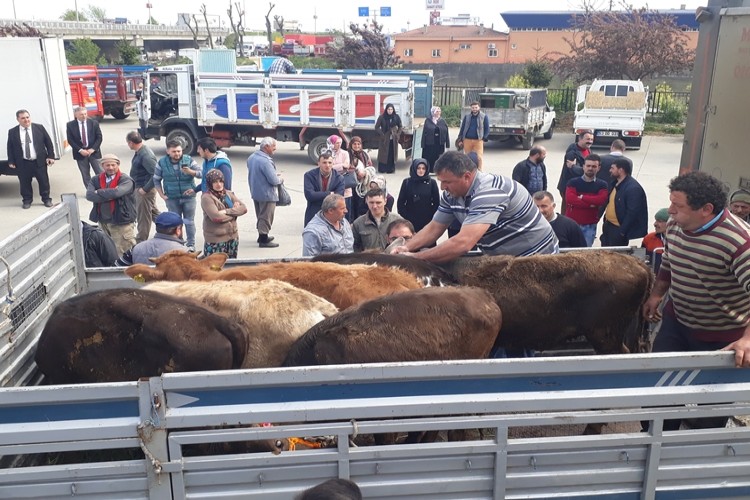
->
[116,38,141,65]
[325,21,399,69]
[85,5,107,22]
[522,60,554,88]
[505,74,530,88]
[274,15,285,38]
[148,16,158,25]
[227,2,245,56]
[200,4,214,49]
[264,3,275,52]
[60,9,88,21]
[552,5,694,82]
[66,38,104,65]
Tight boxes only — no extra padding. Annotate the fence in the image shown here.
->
[433,85,690,115]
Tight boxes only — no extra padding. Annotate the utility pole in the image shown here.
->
[146,2,152,24]
[313,8,317,34]
[74,0,80,21]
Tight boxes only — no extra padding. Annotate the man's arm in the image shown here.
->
[90,121,103,151]
[302,230,322,257]
[482,115,490,141]
[410,223,489,264]
[643,278,670,321]
[66,121,82,152]
[140,150,158,192]
[397,219,446,253]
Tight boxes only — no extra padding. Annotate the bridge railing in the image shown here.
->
[0,19,229,36]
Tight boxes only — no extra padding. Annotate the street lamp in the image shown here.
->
[74,0,80,21]
[146,2,152,24]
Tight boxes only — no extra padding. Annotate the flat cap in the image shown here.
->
[155,212,184,228]
[100,153,120,165]
[730,190,750,205]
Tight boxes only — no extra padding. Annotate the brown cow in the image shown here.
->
[451,251,653,354]
[144,280,338,368]
[311,252,458,286]
[35,289,248,384]
[125,251,422,310]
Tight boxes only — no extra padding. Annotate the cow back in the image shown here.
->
[282,286,502,366]
[312,253,458,286]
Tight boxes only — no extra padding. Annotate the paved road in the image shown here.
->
[0,117,684,259]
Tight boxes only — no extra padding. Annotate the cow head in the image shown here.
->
[124,251,230,282]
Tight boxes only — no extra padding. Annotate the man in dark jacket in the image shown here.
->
[600,157,648,246]
[532,191,587,249]
[126,131,159,243]
[512,146,547,194]
[303,151,344,226]
[556,131,593,212]
[6,109,56,209]
[66,106,103,187]
[85,153,137,255]
[81,220,118,267]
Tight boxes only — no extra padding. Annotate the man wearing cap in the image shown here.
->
[85,153,137,255]
[115,212,187,266]
[730,189,750,223]
[641,208,669,259]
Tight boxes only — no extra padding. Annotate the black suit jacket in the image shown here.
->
[66,118,103,160]
[7,123,55,169]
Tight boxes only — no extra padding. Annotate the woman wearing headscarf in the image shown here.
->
[397,158,440,233]
[421,106,450,173]
[374,103,402,174]
[327,135,355,219]
[200,169,247,258]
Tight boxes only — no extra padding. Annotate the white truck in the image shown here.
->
[573,79,649,149]
[143,49,432,163]
[462,88,556,150]
[0,37,72,176]
[1,196,750,499]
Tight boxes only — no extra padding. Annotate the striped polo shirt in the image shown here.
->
[658,210,750,340]
[433,171,558,256]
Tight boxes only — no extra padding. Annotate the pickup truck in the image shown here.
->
[462,88,556,150]
[573,79,648,149]
[1,195,749,499]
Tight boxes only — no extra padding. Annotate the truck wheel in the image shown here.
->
[521,132,535,150]
[111,109,129,120]
[166,128,197,155]
[307,136,328,164]
[543,122,555,140]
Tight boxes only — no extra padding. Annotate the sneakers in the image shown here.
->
[187,246,196,252]
[259,240,279,248]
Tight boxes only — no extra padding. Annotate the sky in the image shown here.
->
[1,0,706,33]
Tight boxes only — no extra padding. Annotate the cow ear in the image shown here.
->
[124,265,164,282]
[203,253,228,269]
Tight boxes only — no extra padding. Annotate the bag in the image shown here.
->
[276,183,292,206]
[342,171,358,189]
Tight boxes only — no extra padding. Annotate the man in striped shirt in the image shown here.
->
[644,171,750,368]
[392,151,558,263]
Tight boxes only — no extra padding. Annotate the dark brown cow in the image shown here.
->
[451,251,653,354]
[125,251,422,310]
[35,289,248,384]
[311,252,458,286]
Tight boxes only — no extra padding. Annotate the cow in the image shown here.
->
[450,251,654,355]
[144,279,338,368]
[311,252,458,286]
[282,286,502,444]
[35,289,248,384]
[125,251,423,310]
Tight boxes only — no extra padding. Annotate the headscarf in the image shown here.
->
[349,135,369,168]
[408,158,431,184]
[326,134,341,152]
[430,106,440,124]
[356,166,378,198]
[206,169,234,209]
[379,103,401,133]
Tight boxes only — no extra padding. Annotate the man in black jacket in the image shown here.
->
[512,146,547,194]
[600,158,648,246]
[532,191,587,248]
[81,221,118,267]
[6,109,56,209]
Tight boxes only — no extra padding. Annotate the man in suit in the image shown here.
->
[6,109,56,209]
[66,106,103,187]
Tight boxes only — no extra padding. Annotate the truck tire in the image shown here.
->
[111,109,129,120]
[307,136,328,164]
[166,128,197,156]
[521,132,535,150]
[543,122,555,140]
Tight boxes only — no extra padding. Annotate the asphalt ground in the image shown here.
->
[0,116,684,256]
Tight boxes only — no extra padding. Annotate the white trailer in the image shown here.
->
[573,79,648,149]
[0,37,72,176]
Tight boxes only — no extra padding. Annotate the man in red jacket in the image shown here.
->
[564,154,608,246]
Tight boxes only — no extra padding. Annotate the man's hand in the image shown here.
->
[138,187,147,195]
[183,189,195,196]
[390,245,412,255]
[722,337,750,367]
[8,164,15,169]
[643,295,663,322]
[46,159,55,166]
[566,159,576,169]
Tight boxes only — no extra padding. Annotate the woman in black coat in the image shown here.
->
[397,158,440,234]
[375,103,402,173]
[421,106,450,173]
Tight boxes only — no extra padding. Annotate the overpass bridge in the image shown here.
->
[0,19,232,56]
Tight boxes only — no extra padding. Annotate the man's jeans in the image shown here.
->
[580,223,597,247]
[165,196,196,248]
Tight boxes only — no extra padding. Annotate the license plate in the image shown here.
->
[597,131,619,137]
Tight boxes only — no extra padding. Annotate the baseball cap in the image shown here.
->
[654,208,669,222]
[155,212,184,228]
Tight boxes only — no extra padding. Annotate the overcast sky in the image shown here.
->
[2,0,705,33]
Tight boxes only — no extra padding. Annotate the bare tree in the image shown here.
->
[274,15,285,38]
[326,21,400,69]
[201,4,214,49]
[265,3,275,52]
[228,1,245,57]
[551,5,694,82]
[183,14,200,49]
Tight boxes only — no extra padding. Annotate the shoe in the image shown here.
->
[187,246,196,252]
[43,200,53,208]
[259,241,279,248]
[22,202,31,209]
[257,235,275,243]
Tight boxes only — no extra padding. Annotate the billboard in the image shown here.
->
[426,0,444,9]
